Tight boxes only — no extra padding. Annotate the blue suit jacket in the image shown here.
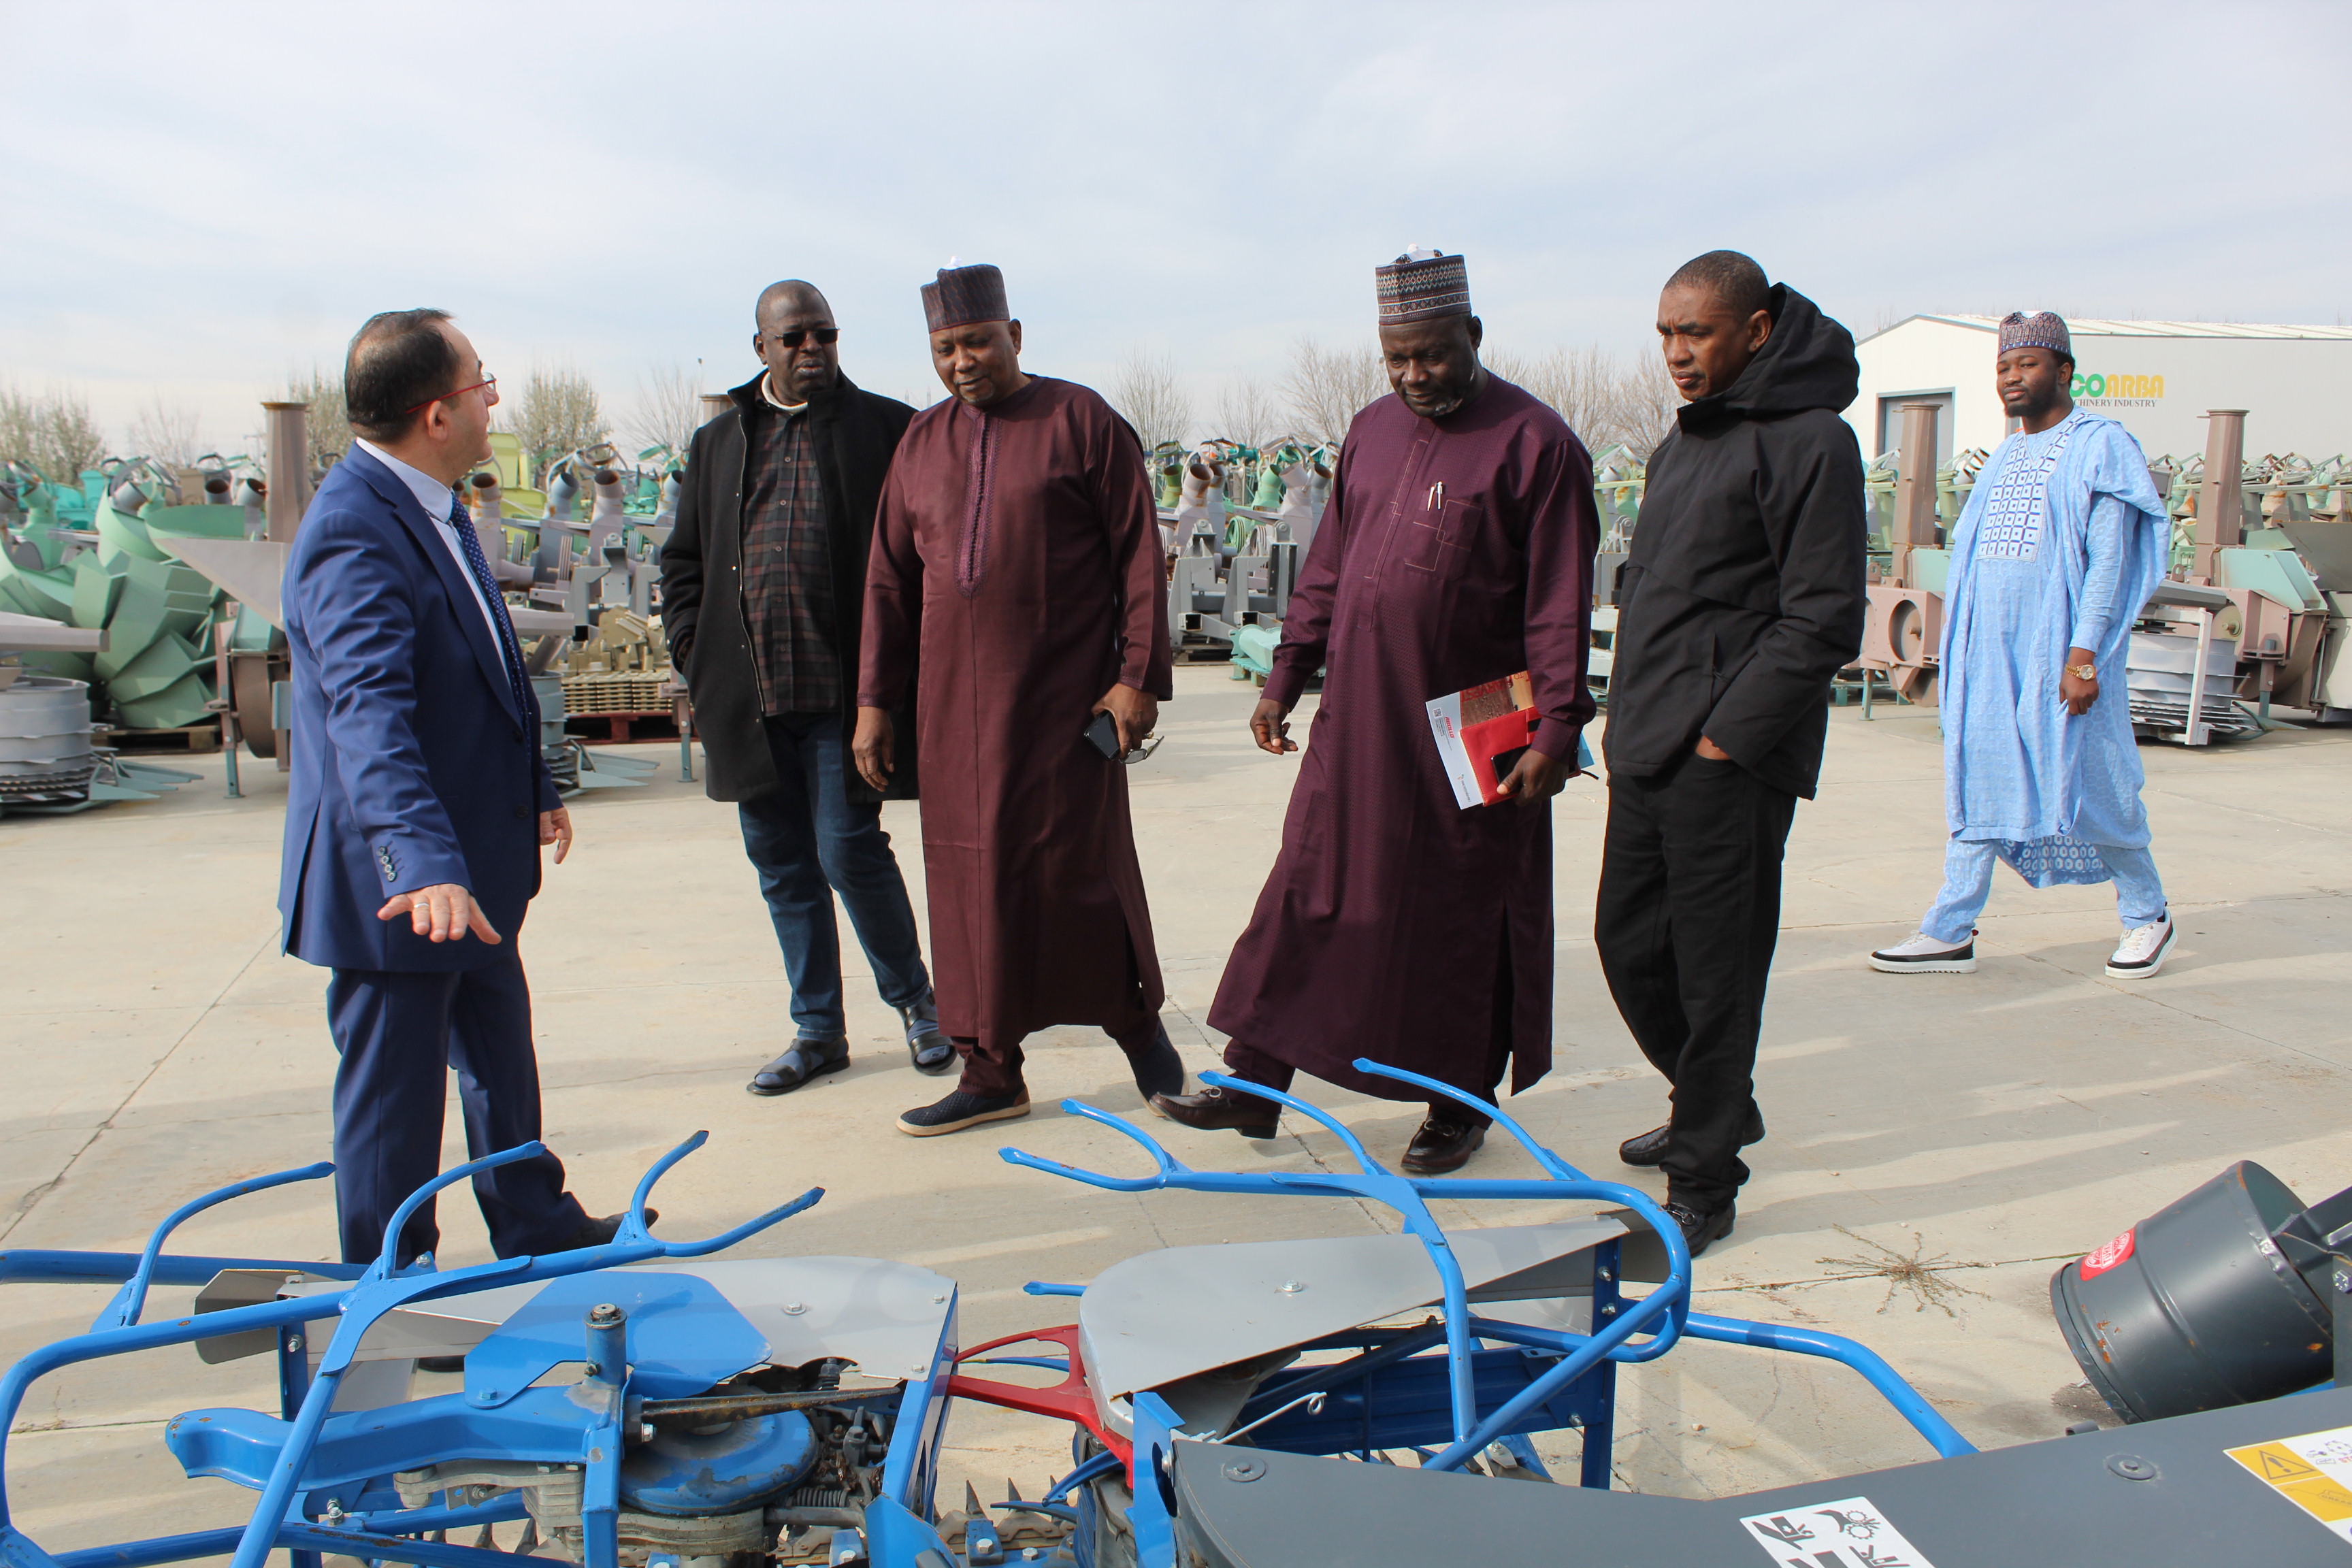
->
[278,445,559,972]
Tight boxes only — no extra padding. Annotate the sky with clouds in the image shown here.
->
[3,0,2346,454]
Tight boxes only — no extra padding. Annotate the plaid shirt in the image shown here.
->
[740,395,840,714]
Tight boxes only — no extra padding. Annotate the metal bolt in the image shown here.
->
[782,1301,808,1316]
[587,1303,624,1326]
[1276,1280,1305,1294]
[286,1335,304,1352]
[934,1293,948,1303]
[2108,1454,2157,1482]
[1597,1267,1614,1281]
[1222,1459,1264,1483]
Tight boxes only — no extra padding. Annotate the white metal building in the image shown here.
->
[1848,315,2352,466]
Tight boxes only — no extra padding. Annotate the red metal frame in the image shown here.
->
[946,1323,1133,1468]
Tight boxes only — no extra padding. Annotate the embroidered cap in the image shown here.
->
[1997,310,2072,361]
[1375,246,1471,325]
[922,262,1010,333]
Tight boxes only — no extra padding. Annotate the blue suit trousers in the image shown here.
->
[326,952,585,1266]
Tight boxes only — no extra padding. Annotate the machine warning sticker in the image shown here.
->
[1738,1495,1938,1566]
[2227,1424,2352,1544]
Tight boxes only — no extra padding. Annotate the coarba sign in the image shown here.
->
[2076,371,2163,408]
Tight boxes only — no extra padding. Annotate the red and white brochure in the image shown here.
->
[1426,672,1540,808]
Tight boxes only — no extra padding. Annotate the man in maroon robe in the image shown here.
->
[1156,249,1598,1174]
[854,262,1184,1136]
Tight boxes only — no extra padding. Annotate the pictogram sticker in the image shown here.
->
[2227,1424,2352,1542]
[2078,1228,2136,1279]
[1739,1494,1938,1566]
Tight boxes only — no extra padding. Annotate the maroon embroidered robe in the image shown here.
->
[1208,377,1599,1104]
[860,377,1173,1049]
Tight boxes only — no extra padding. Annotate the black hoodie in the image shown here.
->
[1602,284,1867,799]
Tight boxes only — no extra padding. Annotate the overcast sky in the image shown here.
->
[4,0,2347,454]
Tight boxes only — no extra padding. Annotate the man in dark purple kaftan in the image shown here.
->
[1158,250,1598,1175]
[855,263,1183,1137]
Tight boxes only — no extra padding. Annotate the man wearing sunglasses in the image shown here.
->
[280,308,630,1268]
[662,281,947,1097]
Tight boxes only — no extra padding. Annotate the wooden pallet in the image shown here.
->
[98,721,223,753]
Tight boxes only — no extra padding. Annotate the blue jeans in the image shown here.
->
[1921,839,2167,945]
[737,713,930,1038]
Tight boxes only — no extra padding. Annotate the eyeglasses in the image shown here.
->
[762,327,840,348]
[405,374,497,414]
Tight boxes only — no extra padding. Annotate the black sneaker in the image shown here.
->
[1663,1200,1736,1258]
[897,1088,1032,1137]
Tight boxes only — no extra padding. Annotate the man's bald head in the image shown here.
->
[751,280,840,404]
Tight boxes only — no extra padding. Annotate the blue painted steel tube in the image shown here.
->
[49,1497,529,1568]
[276,1523,539,1568]
[0,1252,365,1288]
[98,1163,336,1330]
[1682,1313,1977,1458]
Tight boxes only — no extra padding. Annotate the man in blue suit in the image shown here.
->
[280,308,630,1267]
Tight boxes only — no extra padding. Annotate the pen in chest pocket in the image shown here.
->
[1426,480,1444,512]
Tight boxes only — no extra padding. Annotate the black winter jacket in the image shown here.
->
[1602,286,1867,800]
[661,373,917,802]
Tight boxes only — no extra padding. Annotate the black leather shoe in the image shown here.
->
[1618,1106,1766,1167]
[1126,1022,1186,1102]
[748,1035,851,1096]
[1152,1085,1279,1139]
[901,996,955,1075]
[1663,1200,1736,1257]
[1401,1117,1486,1175]
[560,1209,656,1250]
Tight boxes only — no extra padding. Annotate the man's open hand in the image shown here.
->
[853,706,894,791]
[1249,698,1296,755]
[1092,683,1158,755]
[1495,747,1567,808]
[539,806,573,864]
[377,883,501,944]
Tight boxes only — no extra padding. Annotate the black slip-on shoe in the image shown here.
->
[900,996,956,1075]
[897,1088,1031,1137]
[748,1036,851,1096]
[1152,1085,1280,1139]
[1619,1106,1767,1168]
[1663,1200,1736,1258]
[1401,1117,1486,1176]
[1126,1022,1186,1105]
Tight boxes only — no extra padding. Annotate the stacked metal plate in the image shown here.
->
[2127,629,2261,737]
[0,673,97,805]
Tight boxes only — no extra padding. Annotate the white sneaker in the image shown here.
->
[1868,930,1978,974]
[2106,915,2174,979]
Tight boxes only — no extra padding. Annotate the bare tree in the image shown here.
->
[127,395,205,468]
[1211,380,1287,450]
[1485,345,1681,459]
[1601,355,1680,458]
[628,361,704,460]
[1107,350,1192,455]
[506,365,608,463]
[285,368,352,468]
[1281,337,1386,444]
[0,386,110,482]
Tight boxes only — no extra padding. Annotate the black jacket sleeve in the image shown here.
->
[1701,414,1867,764]
[659,422,711,667]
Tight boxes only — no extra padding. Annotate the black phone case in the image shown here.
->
[1082,710,1123,760]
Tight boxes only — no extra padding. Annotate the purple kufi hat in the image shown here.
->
[1375,247,1471,325]
[1997,310,2072,359]
[922,263,1009,333]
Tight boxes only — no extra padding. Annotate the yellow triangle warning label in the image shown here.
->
[2249,1446,2320,1482]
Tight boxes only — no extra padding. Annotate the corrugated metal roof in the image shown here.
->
[1882,314,2352,342]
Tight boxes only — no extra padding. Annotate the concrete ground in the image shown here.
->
[3,665,2349,1553]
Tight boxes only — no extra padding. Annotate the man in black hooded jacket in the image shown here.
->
[662,280,951,1096]
[1595,251,1866,1255]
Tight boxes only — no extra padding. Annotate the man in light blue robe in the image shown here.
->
[1870,312,2177,980]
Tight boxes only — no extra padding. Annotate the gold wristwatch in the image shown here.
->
[2065,662,2099,681]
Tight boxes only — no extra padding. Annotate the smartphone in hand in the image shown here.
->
[1083,710,1124,760]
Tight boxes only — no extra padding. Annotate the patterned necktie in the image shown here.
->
[448,489,536,727]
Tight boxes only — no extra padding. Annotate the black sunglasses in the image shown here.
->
[763,327,840,348]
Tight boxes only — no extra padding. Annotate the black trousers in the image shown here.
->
[327,953,585,1267]
[1594,757,1796,1211]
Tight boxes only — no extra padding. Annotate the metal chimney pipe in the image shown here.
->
[1891,402,1942,588]
[261,401,312,542]
[2193,409,2249,582]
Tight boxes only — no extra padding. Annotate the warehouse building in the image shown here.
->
[1848,315,2352,466]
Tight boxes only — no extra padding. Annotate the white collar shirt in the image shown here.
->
[355,438,509,663]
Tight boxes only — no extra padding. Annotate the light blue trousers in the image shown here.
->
[1921,840,2167,945]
